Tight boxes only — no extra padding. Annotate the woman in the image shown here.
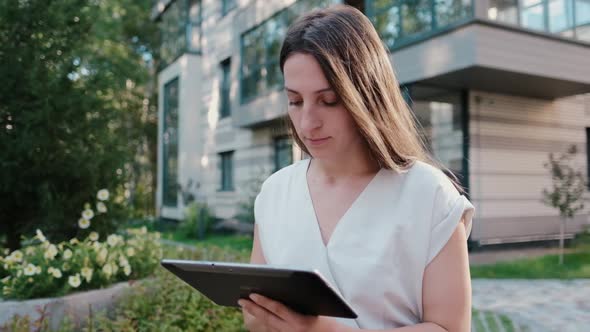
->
[239,5,474,332]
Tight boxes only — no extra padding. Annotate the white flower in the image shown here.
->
[97,189,109,201]
[97,248,108,264]
[82,209,94,220]
[24,264,37,276]
[78,218,91,229]
[96,202,107,213]
[44,244,58,260]
[36,229,47,242]
[140,226,147,235]
[25,247,35,255]
[123,265,131,276]
[92,241,101,252]
[119,256,129,267]
[48,267,62,278]
[107,234,119,247]
[81,267,93,282]
[68,274,81,288]
[9,250,23,263]
[1,276,10,284]
[35,266,42,274]
[62,262,70,271]
[2,249,8,255]
[63,249,73,260]
[89,232,99,241]
[70,238,79,245]
[126,247,135,257]
[102,263,112,276]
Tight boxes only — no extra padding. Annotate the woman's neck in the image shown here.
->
[308,151,380,183]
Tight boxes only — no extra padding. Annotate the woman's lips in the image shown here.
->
[306,137,331,146]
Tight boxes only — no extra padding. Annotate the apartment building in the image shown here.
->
[152,0,590,246]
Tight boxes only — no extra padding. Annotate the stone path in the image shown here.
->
[472,279,590,332]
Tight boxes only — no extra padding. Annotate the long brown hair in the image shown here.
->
[279,5,463,190]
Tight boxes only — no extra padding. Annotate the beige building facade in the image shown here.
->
[153,0,590,246]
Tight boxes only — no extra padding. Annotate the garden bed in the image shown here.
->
[0,280,138,330]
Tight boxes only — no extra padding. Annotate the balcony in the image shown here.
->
[369,0,590,99]
[152,0,202,69]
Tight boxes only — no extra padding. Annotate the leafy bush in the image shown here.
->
[0,191,162,300]
[2,244,250,331]
[0,227,162,300]
[177,202,214,239]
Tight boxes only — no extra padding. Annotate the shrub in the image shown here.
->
[0,227,162,300]
[2,244,250,331]
[177,202,214,239]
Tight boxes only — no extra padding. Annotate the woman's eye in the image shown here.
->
[289,101,302,106]
[323,100,338,106]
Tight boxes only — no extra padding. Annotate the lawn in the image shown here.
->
[472,309,528,332]
[162,231,254,253]
[161,230,590,279]
[470,233,590,279]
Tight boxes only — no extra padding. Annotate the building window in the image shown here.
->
[240,0,335,103]
[220,58,232,118]
[163,78,180,207]
[488,0,590,41]
[488,0,519,24]
[222,0,237,16]
[158,0,201,67]
[575,0,590,41]
[409,85,466,183]
[521,0,547,31]
[369,0,473,50]
[219,151,234,191]
[188,0,202,52]
[274,136,293,171]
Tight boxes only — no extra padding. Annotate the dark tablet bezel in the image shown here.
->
[160,259,358,319]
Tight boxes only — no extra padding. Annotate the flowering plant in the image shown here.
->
[0,190,162,300]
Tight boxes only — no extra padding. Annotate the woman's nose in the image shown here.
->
[300,104,322,132]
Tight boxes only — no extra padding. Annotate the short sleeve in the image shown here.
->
[426,183,475,265]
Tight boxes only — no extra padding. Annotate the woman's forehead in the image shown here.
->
[283,53,330,93]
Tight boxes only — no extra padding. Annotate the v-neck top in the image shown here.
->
[254,158,475,329]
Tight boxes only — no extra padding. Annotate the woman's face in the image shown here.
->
[283,53,363,160]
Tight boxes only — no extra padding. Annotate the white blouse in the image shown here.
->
[254,158,475,329]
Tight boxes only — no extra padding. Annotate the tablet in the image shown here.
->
[160,259,358,319]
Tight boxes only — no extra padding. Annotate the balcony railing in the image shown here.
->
[155,0,202,68]
[487,0,590,42]
[367,0,474,50]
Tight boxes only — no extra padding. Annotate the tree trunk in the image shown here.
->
[559,216,566,265]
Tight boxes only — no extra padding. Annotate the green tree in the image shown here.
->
[542,145,588,265]
[0,0,159,250]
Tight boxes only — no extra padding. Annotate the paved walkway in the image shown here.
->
[472,279,590,332]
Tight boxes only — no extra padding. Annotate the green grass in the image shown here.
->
[499,315,515,332]
[471,233,590,279]
[472,309,522,332]
[162,231,254,253]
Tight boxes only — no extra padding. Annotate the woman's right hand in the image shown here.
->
[242,307,272,332]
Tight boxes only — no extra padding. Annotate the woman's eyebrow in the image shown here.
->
[284,87,333,94]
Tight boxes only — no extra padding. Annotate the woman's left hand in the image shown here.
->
[238,293,338,332]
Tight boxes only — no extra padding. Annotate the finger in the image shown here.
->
[239,299,286,330]
[249,293,301,324]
